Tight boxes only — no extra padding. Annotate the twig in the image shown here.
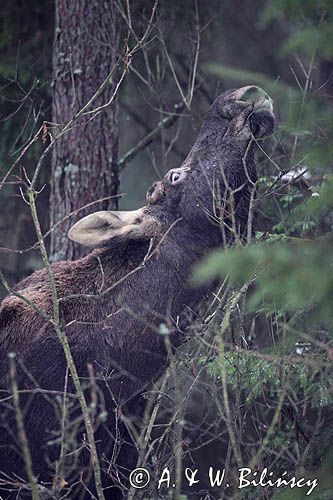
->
[9,354,40,500]
[118,102,185,170]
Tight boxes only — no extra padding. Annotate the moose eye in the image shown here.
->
[168,168,190,185]
[166,167,190,186]
[170,172,181,183]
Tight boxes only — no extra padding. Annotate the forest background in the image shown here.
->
[0,1,332,499]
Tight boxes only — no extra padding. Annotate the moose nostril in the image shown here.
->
[146,181,165,204]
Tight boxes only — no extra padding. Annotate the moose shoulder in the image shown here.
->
[0,86,275,499]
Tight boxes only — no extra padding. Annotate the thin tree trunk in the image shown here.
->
[50,0,119,261]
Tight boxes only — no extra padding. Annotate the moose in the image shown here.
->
[0,86,274,499]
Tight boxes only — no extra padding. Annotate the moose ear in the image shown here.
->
[68,209,160,247]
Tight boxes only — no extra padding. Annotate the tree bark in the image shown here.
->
[50,0,119,261]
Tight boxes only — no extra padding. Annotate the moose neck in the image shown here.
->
[120,220,220,328]
[98,224,218,403]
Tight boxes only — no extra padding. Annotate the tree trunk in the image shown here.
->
[50,0,119,261]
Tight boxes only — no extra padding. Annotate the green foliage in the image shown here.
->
[194,236,333,320]
[284,24,333,58]
[264,0,333,58]
[263,0,332,21]
[207,351,332,407]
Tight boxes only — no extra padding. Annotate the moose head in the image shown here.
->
[69,86,274,252]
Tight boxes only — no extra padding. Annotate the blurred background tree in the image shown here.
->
[0,0,332,498]
[50,0,120,260]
